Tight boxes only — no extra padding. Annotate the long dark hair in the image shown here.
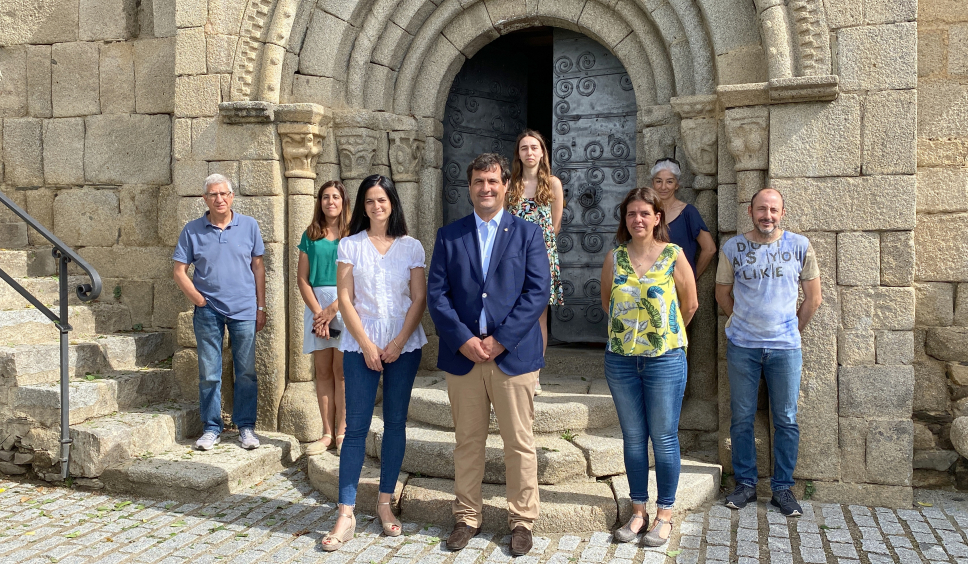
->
[306,180,350,241]
[615,187,670,244]
[348,175,408,237]
[508,130,553,207]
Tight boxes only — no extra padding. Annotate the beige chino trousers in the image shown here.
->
[446,361,539,530]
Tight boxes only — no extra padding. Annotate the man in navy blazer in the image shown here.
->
[428,153,550,555]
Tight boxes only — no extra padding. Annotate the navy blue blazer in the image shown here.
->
[427,212,551,376]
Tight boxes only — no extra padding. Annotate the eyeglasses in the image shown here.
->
[204,191,234,200]
[654,157,680,166]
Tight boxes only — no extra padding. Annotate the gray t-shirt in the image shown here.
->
[716,231,819,349]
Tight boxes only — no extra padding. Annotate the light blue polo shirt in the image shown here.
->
[173,211,265,320]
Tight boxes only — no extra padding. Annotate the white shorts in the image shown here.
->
[303,286,343,353]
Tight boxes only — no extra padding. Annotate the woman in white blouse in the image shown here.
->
[321,175,428,551]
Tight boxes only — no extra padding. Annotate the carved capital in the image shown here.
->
[388,131,425,183]
[335,127,381,180]
[670,95,718,119]
[680,118,718,176]
[279,123,324,179]
[725,107,770,171]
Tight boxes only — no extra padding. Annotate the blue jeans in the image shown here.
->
[193,304,258,434]
[339,349,422,506]
[726,340,802,492]
[604,348,687,509]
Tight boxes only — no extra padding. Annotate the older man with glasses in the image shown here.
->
[173,173,267,451]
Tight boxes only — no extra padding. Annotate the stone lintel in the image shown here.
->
[670,94,719,119]
[219,101,275,124]
[332,109,417,132]
[769,75,840,104]
[717,75,840,109]
[716,82,770,108]
[274,103,330,126]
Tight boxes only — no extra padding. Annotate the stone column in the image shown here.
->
[718,105,771,477]
[276,105,328,442]
[665,96,720,440]
[753,0,795,80]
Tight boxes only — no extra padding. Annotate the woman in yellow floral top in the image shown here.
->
[599,187,697,547]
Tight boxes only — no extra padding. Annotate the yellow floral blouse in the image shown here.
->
[606,243,688,357]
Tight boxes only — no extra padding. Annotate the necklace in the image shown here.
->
[628,240,658,269]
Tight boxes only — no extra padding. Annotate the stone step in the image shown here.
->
[400,476,617,535]
[407,374,617,433]
[0,331,174,386]
[0,303,133,345]
[544,347,606,378]
[0,275,91,311]
[388,459,721,535]
[69,402,201,477]
[10,367,175,426]
[100,431,300,502]
[365,413,588,485]
[0,248,58,278]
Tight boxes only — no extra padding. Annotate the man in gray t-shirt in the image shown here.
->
[715,187,822,518]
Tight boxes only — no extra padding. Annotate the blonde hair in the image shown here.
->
[508,130,554,207]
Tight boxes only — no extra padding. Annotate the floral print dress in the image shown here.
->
[606,243,688,356]
[509,197,565,306]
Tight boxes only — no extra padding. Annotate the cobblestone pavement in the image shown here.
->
[4,468,968,564]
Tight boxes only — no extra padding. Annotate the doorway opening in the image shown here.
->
[441,27,637,345]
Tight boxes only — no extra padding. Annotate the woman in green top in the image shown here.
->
[298,180,351,456]
[599,187,697,547]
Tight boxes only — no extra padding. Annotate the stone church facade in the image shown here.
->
[0,0,965,506]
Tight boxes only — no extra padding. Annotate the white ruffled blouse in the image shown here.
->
[336,231,428,354]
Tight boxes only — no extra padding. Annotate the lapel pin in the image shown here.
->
[504,228,508,231]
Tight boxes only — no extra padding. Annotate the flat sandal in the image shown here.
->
[643,517,672,547]
[613,513,646,543]
[321,506,356,552]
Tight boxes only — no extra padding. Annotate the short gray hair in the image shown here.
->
[204,173,234,195]
[650,160,681,180]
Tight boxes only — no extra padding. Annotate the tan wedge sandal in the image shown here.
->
[321,505,356,552]
[377,500,402,537]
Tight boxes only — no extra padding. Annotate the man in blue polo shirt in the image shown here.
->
[173,173,267,451]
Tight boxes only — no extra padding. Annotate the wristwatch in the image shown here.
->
[257,306,265,312]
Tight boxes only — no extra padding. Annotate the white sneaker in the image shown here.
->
[534,381,542,396]
[239,427,260,450]
[195,431,220,451]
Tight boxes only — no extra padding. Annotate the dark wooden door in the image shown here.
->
[550,29,637,343]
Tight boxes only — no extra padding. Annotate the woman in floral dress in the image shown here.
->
[507,129,564,395]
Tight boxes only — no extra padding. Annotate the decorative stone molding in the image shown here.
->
[789,0,831,77]
[680,119,718,176]
[279,123,323,179]
[335,128,381,180]
[725,107,769,172]
[219,101,275,123]
[670,95,718,120]
[231,0,275,101]
[769,75,839,103]
[388,131,425,183]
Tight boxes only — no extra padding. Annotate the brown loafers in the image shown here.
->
[446,522,481,551]
[509,525,533,556]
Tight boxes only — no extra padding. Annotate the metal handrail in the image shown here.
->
[0,191,102,480]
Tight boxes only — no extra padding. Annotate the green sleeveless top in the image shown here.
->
[606,243,688,357]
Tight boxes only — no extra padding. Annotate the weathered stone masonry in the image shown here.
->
[0,0,961,506]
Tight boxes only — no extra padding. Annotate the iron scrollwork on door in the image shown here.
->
[551,29,636,343]
[441,44,528,226]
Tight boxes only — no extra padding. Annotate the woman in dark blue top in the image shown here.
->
[650,158,716,277]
